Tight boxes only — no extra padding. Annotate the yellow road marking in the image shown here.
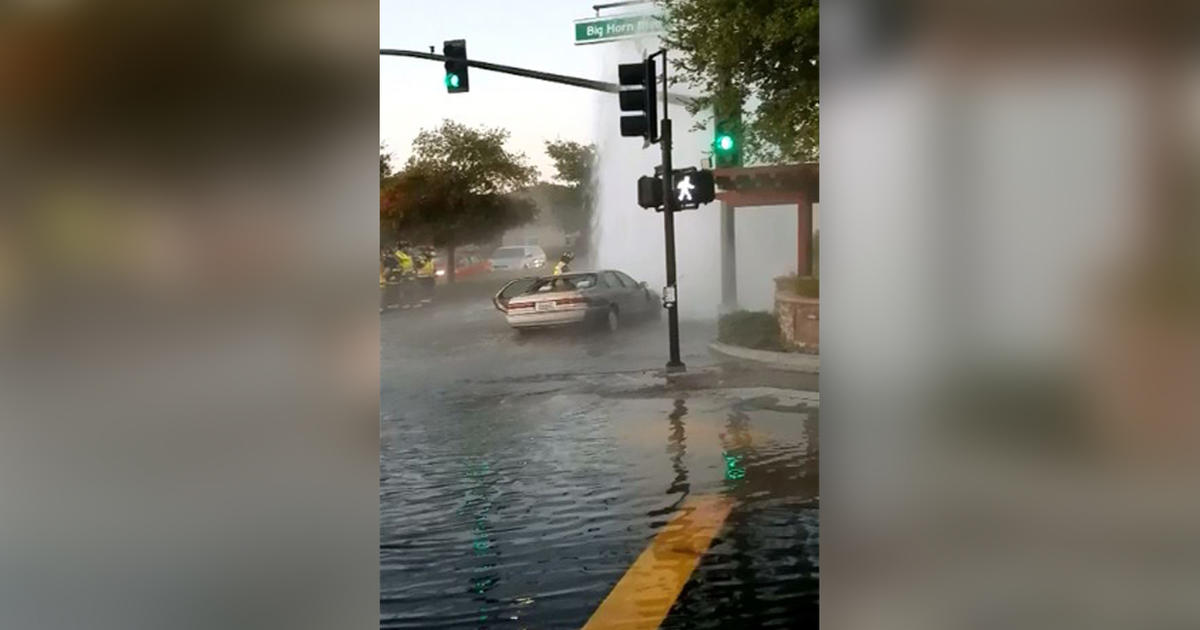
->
[582,494,734,630]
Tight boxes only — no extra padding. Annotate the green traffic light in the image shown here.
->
[445,73,461,89]
[717,134,735,152]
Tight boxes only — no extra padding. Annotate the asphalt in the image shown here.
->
[380,274,819,629]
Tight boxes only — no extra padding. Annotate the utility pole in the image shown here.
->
[623,50,684,372]
[622,48,702,373]
[657,51,684,372]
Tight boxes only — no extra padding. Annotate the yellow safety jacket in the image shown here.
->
[553,261,569,276]
[416,258,435,278]
[394,250,413,273]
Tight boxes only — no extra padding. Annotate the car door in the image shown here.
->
[600,271,634,314]
[492,277,538,312]
[615,271,651,315]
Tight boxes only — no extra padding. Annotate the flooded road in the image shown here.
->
[381,280,818,628]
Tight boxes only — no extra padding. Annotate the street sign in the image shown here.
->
[574,14,662,45]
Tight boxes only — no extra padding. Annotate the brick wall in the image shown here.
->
[776,291,819,353]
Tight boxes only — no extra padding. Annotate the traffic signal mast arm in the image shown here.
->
[379,48,696,106]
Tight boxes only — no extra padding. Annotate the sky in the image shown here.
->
[380,0,631,180]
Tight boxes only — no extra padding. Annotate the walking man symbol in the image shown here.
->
[676,175,694,202]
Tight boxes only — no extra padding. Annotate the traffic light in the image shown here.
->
[618,58,657,141]
[443,39,469,93]
[691,169,717,204]
[713,108,742,167]
[637,175,662,209]
[639,169,715,211]
[671,168,715,210]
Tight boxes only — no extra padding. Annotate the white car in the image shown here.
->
[492,270,662,332]
[488,245,546,271]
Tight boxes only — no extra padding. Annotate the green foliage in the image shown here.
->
[380,144,393,179]
[660,0,819,163]
[718,310,785,351]
[544,140,597,248]
[379,145,399,243]
[794,276,819,298]
[408,120,538,196]
[381,120,538,250]
[775,272,819,298]
[545,140,596,187]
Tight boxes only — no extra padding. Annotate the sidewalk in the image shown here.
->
[707,341,820,374]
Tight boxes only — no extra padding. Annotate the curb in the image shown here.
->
[707,342,819,374]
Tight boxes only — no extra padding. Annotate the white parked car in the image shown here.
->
[488,245,546,271]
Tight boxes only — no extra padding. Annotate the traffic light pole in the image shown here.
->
[661,118,684,373]
[380,49,695,106]
[655,50,685,373]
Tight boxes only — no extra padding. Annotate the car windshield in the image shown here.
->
[492,247,526,258]
[525,274,597,294]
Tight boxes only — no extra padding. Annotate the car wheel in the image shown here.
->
[606,307,620,333]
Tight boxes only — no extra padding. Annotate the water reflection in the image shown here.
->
[648,399,691,525]
[459,460,499,624]
[661,397,820,628]
[721,410,753,487]
[666,399,689,498]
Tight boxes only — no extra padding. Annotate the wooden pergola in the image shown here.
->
[713,163,819,311]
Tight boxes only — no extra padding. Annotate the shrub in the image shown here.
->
[718,310,785,351]
[794,275,819,298]
[774,275,820,298]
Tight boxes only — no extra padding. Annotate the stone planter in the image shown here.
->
[776,290,819,353]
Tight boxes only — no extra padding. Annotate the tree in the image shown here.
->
[381,120,538,282]
[543,140,597,252]
[380,144,393,179]
[380,145,403,244]
[659,0,819,163]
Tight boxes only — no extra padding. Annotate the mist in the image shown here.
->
[588,38,805,319]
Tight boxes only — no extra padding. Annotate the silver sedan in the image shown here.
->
[492,270,662,332]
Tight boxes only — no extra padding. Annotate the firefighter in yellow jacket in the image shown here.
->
[415,247,437,302]
[393,242,414,276]
[552,250,574,275]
